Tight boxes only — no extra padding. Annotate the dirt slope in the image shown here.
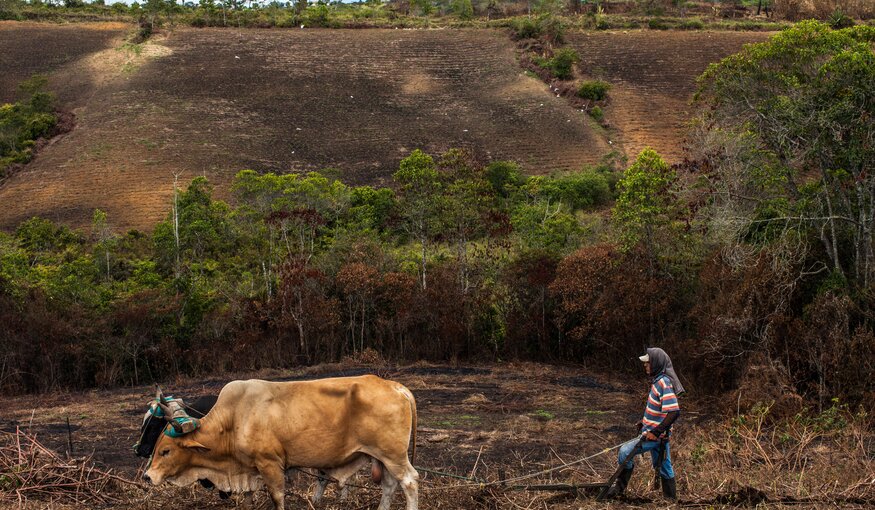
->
[567,30,773,162]
[0,27,609,231]
[0,21,128,105]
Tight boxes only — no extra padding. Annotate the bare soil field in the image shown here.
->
[2,363,870,509]
[0,21,128,105]
[0,25,779,232]
[0,26,609,231]
[567,30,773,162]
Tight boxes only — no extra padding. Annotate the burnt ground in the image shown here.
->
[0,26,609,232]
[0,21,128,105]
[0,25,777,233]
[567,30,773,162]
[0,363,643,480]
[0,363,654,508]
[1,362,868,510]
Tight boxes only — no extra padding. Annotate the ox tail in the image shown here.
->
[403,387,417,464]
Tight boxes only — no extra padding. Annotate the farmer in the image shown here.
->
[606,347,684,500]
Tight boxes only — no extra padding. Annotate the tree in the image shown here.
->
[612,148,678,256]
[695,21,875,286]
[91,209,117,281]
[393,149,441,289]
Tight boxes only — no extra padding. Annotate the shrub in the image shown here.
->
[509,14,564,44]
[548,47,579,80]
[304,3,331,27]
[0,75,57,174]
[679,17,704,29]
[589,105,604,122]
[648,17,669,30]
[828,9,855,29]
[577,80,611,100]
[451,0,473,20]
[510,16,541,39]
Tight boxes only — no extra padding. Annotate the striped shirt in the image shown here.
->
[641,374,680,433]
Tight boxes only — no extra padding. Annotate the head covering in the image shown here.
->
[641,347,685,395]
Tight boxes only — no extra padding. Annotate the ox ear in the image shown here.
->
[178,438,210,453]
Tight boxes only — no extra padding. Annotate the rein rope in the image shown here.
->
[415,439,628,491]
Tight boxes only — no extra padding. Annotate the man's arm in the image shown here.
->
[651,410,680,436]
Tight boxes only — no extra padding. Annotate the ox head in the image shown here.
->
[143,429,211,486]
[135,387,199,458]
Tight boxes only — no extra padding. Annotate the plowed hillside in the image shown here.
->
[0,27,608,231]
[0,21,128,104]
[567,30,773,162]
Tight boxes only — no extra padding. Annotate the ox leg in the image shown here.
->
[383,461,419,510]
[240,492,254,509]
[339,484,350,501]
[312,472,328,504]
[256,461,286,510]
[376,470,399,510]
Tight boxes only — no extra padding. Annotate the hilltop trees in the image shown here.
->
[696,21,875,287]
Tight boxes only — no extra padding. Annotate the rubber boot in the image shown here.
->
[604,468,634,499]
[661,477,677,501]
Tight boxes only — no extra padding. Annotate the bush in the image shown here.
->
[577,80,611,100]
[0,75,57,174]
[828,9,855,29]
[648,17,669,30]
[509,14,564,44]
[451,0,473,20]
[589,105,604,122]
[548,47,579,80]
[679,17,704,29]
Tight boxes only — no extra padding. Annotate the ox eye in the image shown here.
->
[160,448,170,457]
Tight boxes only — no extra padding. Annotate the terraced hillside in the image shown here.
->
[567,30,773,162]
[0,27,608,231]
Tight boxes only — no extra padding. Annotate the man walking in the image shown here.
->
[606,347,684,500]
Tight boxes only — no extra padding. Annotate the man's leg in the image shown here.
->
[655,443,676,500]
[605,438,647,498]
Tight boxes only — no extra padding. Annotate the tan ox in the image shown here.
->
[144,375,419,510]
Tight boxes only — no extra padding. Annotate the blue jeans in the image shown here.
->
[617,437,674,479]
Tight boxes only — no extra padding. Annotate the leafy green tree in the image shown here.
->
[394,149,441,289]
[153,176,235,275]
[436,150,493,291]
[511,200,580,255]
[91,209,117,281]
[485,160,524,200]
[696,21,875,286]
[612,148,677,254]
[451,0,472,19]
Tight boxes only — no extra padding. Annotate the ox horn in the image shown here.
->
[155,385,164,402]
[157,400,175,418]
[167,419,183,434]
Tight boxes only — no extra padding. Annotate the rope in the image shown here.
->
[417,440,628,491]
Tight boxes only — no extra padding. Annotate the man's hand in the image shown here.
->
[643,431,658,441]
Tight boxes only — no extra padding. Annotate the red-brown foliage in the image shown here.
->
[501,251,560,358]
[550,244,674,367]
